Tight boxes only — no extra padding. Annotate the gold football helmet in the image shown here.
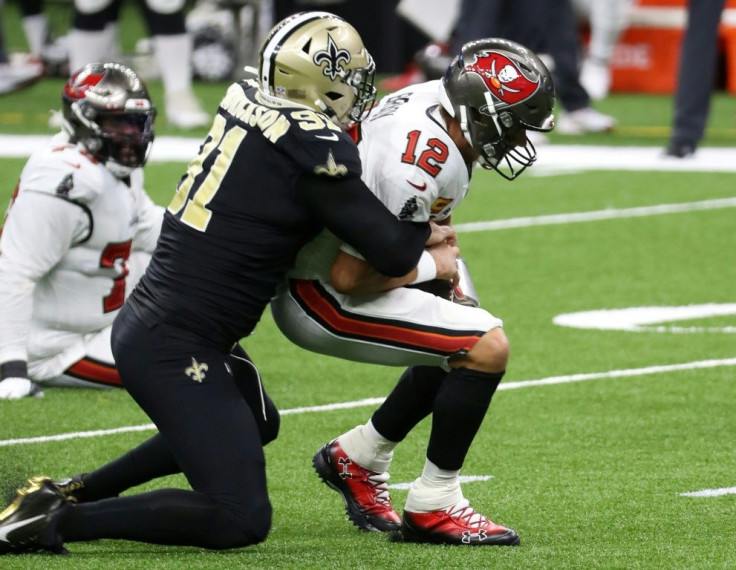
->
[258,11,376,125]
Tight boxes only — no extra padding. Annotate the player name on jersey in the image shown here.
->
[219,83,291,144]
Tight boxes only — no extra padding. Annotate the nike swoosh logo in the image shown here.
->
[315,133,339,141]
[0,514,46,542]
[63,161,81,169]
[407,179,427,191]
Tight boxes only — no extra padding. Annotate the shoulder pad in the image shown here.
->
[279,111,362,178]
[227,83,362,178]
[19,141,111,203]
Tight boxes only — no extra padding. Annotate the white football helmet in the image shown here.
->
[258,11,376,126]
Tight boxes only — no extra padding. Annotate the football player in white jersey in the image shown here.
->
[271,38,556,545]
[0,62,163,400]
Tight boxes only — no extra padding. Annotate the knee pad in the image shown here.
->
[145,0,185,15]
[75,0,114,15]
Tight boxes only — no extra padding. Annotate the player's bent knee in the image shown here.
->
[211,501,272,549]
[460,327,509,372]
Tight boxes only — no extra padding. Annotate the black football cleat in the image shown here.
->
[664,140,696,158]
[0,476,69,555]
[313,440,401,532]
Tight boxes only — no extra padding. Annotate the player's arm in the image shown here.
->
[132,189,164,253]
[330,228,459,296]
[299,173,432,277]
[0,192,86,399]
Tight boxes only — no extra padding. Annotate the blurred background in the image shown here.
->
[1,0,734,148]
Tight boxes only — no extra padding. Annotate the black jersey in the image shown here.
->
[129,81,366,348]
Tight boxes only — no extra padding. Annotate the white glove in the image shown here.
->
[0,377,44,400]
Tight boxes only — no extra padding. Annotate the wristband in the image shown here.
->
[0,360,28,381]
[409,250,437,284]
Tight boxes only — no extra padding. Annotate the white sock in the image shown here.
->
[23,14,48,57]
[153,34,193,95]
[68,26,118,73]
[404,458,463,513]
[337,419,397,473]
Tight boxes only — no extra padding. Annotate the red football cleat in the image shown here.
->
[402,499,520,546]
[313,440,401,532]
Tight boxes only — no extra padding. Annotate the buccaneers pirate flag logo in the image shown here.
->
[463,51,539,105]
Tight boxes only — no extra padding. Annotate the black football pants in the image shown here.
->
[57,304,272,549]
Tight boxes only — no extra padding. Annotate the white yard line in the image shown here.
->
[681,487,736,498]
[2,357,734,447]
[1,137,735,171]
[389,475,493,491]
[454,197,736,233]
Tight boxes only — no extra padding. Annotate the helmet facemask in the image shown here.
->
[440,38,556,180]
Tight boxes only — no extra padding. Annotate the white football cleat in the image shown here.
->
[555,107,615,135]
[0,55,44,95]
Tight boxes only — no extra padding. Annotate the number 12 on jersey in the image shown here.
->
[401,130,449,177]
[168,114,247,232]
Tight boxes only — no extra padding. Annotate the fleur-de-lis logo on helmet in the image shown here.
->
[313,34,351,81]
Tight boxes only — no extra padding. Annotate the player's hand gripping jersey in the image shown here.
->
[0,133,163,379]
[128,80,429,348]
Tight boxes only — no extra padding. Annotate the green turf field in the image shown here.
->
[2,6,736,566]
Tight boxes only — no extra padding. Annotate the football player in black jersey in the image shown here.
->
[0,12,460,555]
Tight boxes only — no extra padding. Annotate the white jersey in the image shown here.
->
[360,80,470,223]
[0,132,163,379]
[289,80,472,281]
[272,81,501,371]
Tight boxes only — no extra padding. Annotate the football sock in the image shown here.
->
[338,419,396,473]
[68,25,117,72]
[404,459,463,512]
[371,365,446,442]
[427,367,504,471]
[153,33,193,94]
[22,14,48,57]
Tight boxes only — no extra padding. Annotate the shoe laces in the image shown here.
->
[445,499,488,528]
[365,471,392,507]
[54,476,85,503]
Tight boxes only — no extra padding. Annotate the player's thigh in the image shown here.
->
[41,327,121,388]
[112,306,268,511]
[271,279,502,368]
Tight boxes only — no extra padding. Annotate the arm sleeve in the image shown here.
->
[0,192,87,367]
[298,174,430,277]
